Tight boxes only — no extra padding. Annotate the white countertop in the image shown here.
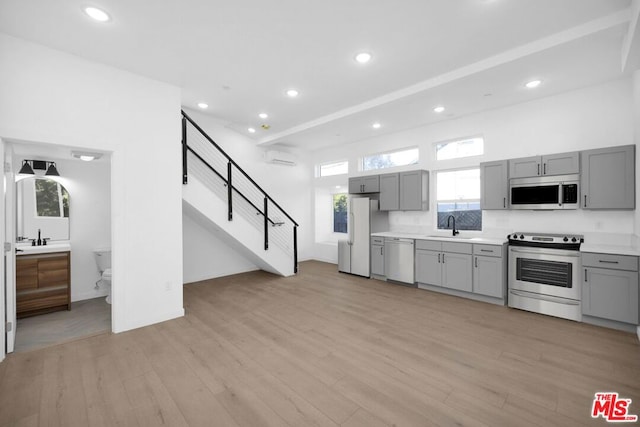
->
[580,243,640,257]
[16,242,71,255]
[371,231,507,245]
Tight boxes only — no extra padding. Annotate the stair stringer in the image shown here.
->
[182,175,295,277]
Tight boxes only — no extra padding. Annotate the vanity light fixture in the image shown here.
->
[18,160,60,176]
[71,151,103,162]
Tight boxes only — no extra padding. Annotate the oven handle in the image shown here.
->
[510,289,580,305]
[509,247,580,257]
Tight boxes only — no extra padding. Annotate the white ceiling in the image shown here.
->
[0,0,635,151]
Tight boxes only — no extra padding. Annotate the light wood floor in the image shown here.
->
[15,297,111,353]
[1,260,639,426]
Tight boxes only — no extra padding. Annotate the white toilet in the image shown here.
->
[93,248,112,304]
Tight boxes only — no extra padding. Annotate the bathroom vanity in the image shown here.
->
[16,247,70,318]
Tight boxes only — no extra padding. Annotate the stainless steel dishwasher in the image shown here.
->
[384,238,415,285]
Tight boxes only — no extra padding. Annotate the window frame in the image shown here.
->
[361,146,419,172]
[317,160,349,178]
[434,167,482,232]
[434,135,484,162]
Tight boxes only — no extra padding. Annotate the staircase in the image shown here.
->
[181,111,298,277]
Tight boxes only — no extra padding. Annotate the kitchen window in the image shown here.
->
[436,136,484,161]
[333,193,348,233]
[362,147,418,171]
[436,168,481,231]
[318,160,348,177]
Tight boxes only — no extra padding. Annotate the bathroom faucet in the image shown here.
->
[446,215,459,237]
[37,229,42,246]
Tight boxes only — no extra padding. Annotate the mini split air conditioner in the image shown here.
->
[265,150,297,166]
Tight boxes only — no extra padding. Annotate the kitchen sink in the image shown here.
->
[425,235,474,240]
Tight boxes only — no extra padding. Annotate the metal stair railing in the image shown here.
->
[181,110,298,273]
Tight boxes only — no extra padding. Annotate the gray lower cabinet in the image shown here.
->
[472,244,506,298]
[371,238,385,276]
[582,252,639,325]
[442,252,472,292]
[480,160,508,210]
[415,240,472,291]
[581,145,635,209]
[348,175,380,194]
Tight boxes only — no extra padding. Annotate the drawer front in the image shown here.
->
[416,240,441,251]
[582,252,638,271]
[442,241,473,255]
[473,244,503,258]
[371,236,384,245]
[16,258,38,290]
[17,288,68,313]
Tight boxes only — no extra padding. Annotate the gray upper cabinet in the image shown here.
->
[581,145,635,210]
[543,152,579,176]
[480,160,508,210]
[379,170,429,211]
[348,175,380,194]
[509,156,541,179]
[509,151,579,178]
[399,170,429,211]
[379,173,399,210]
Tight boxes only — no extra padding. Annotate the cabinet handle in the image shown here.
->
[442,253,445,264]
[543,163,546,175]
[584,268,587,282]
[438,253,440,263]
[503,198,506,208]
[537,164,540,175]
[381,246,384,256]
[475,257,478,268]
[598,260,619,264]
[480,249,493,253]
[584,195,587,207]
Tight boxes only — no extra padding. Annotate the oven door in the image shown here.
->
[508,246,580,300]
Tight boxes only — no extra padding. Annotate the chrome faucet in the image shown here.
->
[446,215,459,236]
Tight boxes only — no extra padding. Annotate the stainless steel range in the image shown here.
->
[508,232,584,321]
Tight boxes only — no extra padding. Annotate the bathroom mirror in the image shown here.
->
[16,177,70,241]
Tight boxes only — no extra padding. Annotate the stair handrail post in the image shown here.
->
[182,116,188,184]
[293,225,298,274]
[264,197,269,251]
[227,161,233,221]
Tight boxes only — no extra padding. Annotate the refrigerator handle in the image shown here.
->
[348,212,354,244]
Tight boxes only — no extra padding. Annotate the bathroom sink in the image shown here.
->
[16,242,71,255]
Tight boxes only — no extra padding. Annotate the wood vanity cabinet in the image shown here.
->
[16,251,70,318]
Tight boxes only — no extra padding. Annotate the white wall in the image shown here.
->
[311,77,635,261]
[182,212,258,283]
[181,108,314,280]
[0,34,184,332]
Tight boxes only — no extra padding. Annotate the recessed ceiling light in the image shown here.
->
[525,79,542,89]
[433,106,445,113]
[286,89,299,98]
[259,113,268,119]
[372,122,381,129]
[248,127,256,133]
[355,52,372,64]
[197,102,208,109]
[84,6,110,22]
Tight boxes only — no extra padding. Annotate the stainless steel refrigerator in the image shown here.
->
[338,196,389,277]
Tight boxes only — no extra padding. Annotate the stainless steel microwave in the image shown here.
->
[509,174,579,210]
